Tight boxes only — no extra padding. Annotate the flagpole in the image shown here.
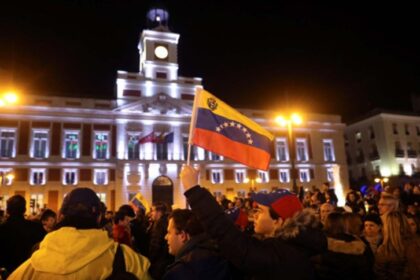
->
[187,88,201,166]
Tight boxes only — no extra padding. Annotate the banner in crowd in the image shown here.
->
[189,89,274,170]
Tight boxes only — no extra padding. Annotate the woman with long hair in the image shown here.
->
[374,211,418,279]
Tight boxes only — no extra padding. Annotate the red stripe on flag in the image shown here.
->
[192,128,271,170]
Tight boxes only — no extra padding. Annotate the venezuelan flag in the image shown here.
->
[129,192,150,213]
[190,89,274,170]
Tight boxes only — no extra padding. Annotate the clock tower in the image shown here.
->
[138,3,180,81]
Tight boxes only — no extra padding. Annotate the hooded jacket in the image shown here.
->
[8,227,152,280]
[185,186,327,280]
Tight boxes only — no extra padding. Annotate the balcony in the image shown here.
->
[407,150,417,158]
[395,149,405,158]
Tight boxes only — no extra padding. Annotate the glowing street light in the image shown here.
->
[275,113,303,193]
[0,91,19,106]
[374,177,389,190]
[244,177,262,191]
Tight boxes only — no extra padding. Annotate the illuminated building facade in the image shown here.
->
[0,6,349,212]
[345,110,420,183]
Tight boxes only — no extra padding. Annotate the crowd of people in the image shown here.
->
[0,166,419,279]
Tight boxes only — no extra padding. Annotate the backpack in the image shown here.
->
[106,244,139,280]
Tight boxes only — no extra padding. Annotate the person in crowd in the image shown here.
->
[374,211,419,279]
[113,210,133,247]
[320,203,335,226]
[406,213,420,236]
[180,165,327,280]
[148,202,173,280]
[343,212,363,237]
[0,195,45,276]
[363,213,382,254]
[345,191,365,216]
[8,188,151,279]
[131,207,150,256]
[163,209,232,279]
[101,210,114,238]
[313,212,373,279]
[40,209,57,234]
[378,192,399,216]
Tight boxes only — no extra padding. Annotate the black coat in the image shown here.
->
[148,214,174,280]
[312,233,374,280]
[0,215,45,274]
[185,186,327,280]
[163,234,233,280]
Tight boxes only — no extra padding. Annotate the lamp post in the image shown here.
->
[244,177,262,192]
[374,177,389,191]
[275,113,302,194]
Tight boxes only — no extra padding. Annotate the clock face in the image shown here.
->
[154,46,168,59]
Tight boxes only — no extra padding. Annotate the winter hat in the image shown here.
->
[251,189,302,220]
[364,213,382,226]
[60,188,102,218]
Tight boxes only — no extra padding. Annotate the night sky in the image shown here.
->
[1,1,419,121]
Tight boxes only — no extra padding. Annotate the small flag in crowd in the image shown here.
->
[190,89,274,170]
[225,207,248,230]
[129,192,150,213]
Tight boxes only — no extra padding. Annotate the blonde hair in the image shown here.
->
[380,192,399,211]
[377,211,410,259]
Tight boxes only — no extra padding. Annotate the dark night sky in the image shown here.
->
[1,1,420,121]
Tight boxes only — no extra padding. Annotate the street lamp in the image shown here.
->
[275,113,303,194]
[0,91,18,107]
[374,177,389,190]
[244,177,262,192]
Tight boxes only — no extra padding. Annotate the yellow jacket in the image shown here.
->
[8,227,152,280]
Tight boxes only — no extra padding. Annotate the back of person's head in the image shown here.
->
[58,188,102,229]
[113,211,128,224]
[6,195,26,216]
[169,209,203,237]
[379,192,399,214]
[324,212,345,237]
[118,204,135,218]
[153,202,168,215]
[379,211,411,258]
[343,212,363,236]
[40,209,57,222]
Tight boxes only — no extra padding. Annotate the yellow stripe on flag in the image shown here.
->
[196,89,274,140]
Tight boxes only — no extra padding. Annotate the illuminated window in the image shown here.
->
[326,168,334,182]
[258,170,269,183]
[64,131,79,159]
[94,169,108,185]
[392,123,398,135]
[299,169,310,182]
[355,131,362,143]
[323,139,335,162]
[276,138,289,161]
[296,138,308,162]
[32,130,48,159]
[94,132,109,160]
[127,134,140,160]
[96,193,106,204]
[208,151,223,161]
[0,168,14,186]
[279,169,290,183]
[0,129,16,158]
[63,169,78,185]
[30,169,46,185]
[235,169,247,183]
[30,194,44,213]
[211,170,223,184]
